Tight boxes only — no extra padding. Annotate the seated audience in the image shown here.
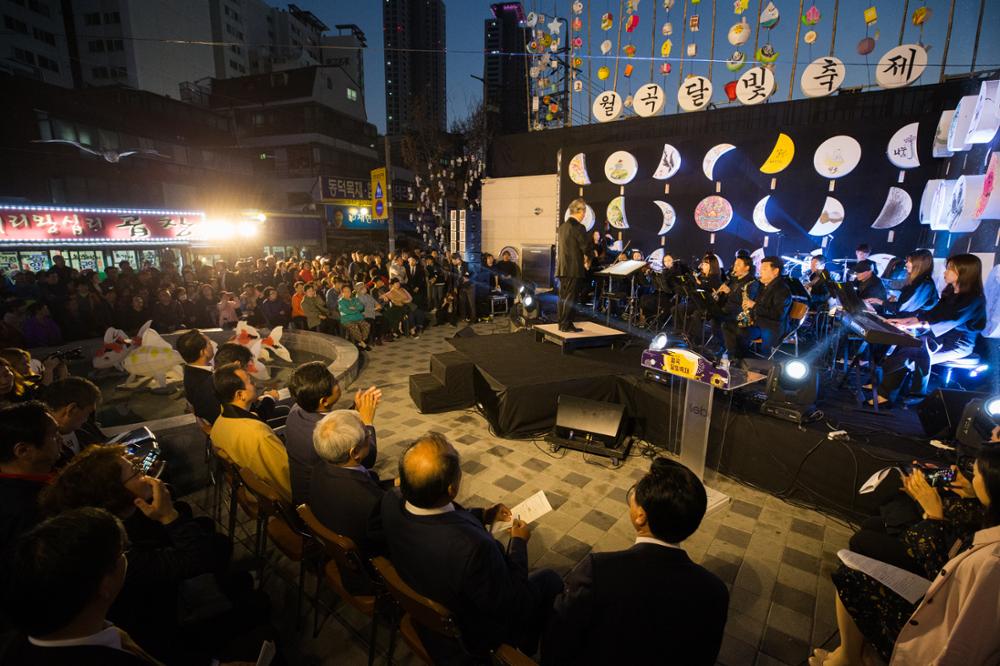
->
[176,329,218,424]
[377,432,563,659]
[38,445,256,665]
[301,283,330,332]
[40,376,104,459]
[260,287,290,328]
[2,507,159,665]
[149,288,185,332]
[543,458,729,665]
[210,362,292,502]
[814,448,1000,665]
[22,302,62,348]
[0,401,61,548]
[338,284,371,349]
[213,342,283,423]
[285,361,380,505]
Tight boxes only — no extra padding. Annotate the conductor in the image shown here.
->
[557,198,594,332]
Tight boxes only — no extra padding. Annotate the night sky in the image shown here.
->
[298,0,1000,134]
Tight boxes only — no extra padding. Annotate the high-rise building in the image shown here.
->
[383,0,446,136]
[0,0,73,87]
[484,3,529,135]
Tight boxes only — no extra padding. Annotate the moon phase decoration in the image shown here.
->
[752,195,782,233]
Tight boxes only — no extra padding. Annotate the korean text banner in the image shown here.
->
[0,207,202,242]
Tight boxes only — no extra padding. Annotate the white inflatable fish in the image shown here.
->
[121,326,183,389]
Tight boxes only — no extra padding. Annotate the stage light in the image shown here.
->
[783,359,809,381]
[523,295,534,307]
[238,222,258,238]
[986,395,1000,420]
[650,333,668,351]
[969,363,989,378]
[761,359,819,424]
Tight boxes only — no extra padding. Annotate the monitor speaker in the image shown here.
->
[917,389,987,439]
[553,394,626,449]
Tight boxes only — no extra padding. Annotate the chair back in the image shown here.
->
[297,505,371,597]
[370,556,461,639]
[493,644,539,666]
[239,467,304,536]
[789,300,809,323]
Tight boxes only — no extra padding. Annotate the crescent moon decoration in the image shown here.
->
[807,196,845,236]
[604,151,638,185]
[752,195,782,233]
[760,133,795,175]
[887,122,920,170]
[702,143,736,181]
[564,203,596,232]
[653,200,677,235]
[652,144,682,180]
[606,196,629,229]
[568,152,591,185]
[647,248,665,272]
[871,187,913,229]
[694,195,734,232]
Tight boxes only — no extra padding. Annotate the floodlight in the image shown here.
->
[650,333,668,351]
[986,395,1000,420]
[523,295,534,308]
[761,359,819,424]
[783,359,810,382]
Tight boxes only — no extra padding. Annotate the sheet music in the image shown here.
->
[837,550,932,604]
[490,490,553,534]
[596,260,648,277]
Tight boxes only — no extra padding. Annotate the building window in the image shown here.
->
[32,27,55,45]
[91,66,109,79]
[27,0,49,17]
[103,11,120,23]
[111,65,126,78]
[37,54,58,72]
[346,87,358,101]
[12,47,35,64]
[88,39,104,53]
[106,39,123,51]
[83,12,100,25]
[4,15,28,33]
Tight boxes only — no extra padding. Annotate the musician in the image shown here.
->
[855,244,871,262]
[851,260,887,314]
[495,250,521,292]
[673,255,722,341]
[557,198,595,332]
[874,254,986,405]
[882,249,938,317]
[722,256,792,360]
[729,249,752,279]
[713,255,758,349]
[804,255,830,308]
[639,254,675,321]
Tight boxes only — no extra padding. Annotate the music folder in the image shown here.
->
[595,259,648,277]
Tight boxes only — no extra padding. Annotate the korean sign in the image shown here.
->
[324,203,388,231]
[318,176,370,201]
[370,167,388,220]
[0,206,203,243]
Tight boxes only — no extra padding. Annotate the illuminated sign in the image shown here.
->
[0,205,205,244]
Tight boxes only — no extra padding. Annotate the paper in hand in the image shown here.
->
[837,549,932,604]
[491,490,554,535]
[859,466,902,494]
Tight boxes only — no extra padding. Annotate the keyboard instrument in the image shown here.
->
[841,310,922,348]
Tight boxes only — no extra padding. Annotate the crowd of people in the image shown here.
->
[0,248,523,352]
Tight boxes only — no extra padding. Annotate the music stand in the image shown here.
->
[595,260,648,331]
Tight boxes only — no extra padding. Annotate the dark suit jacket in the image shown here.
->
[311,463,385,550]
[854,276,888,312]
[377,491,534,656]
[543,542,729,666]
[751,277,792,340]
[183,365,219,424]
[556,218,592,278]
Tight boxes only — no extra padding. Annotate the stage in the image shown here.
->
[443,330,942,522]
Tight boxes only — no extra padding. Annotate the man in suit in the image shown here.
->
[722,256,792,360]
[377,433,563,660]
[285,361,380,506]
[543,458,729,666]
[176,329,218,424]
[556,198,594,332]
[447,253,476,323]
[0,401,60,548]
[41,377,105,460]
[1,507,159,665]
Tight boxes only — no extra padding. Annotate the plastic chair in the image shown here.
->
[297,505,382,661]
[238,467,313,626]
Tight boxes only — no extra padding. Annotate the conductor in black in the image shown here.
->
[556,198,594,332]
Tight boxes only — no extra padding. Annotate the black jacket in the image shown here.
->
[719,274,756,318]
[886,274,938,317]
[751,277,792,339]
[543,542,729,666]
[556,218,592,278]
[0,473,48,550]
[921,287,986,350]
[0,635,155,665]
[183,364,277,426]
[853,275,888,311]
[376,491,534,656]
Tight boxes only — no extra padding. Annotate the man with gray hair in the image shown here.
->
[556,197,594,332]
[308,409,388,562]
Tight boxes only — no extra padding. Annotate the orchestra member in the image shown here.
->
[852,260,887,314]
[729,249,751,279]
[874,254,986,405]
[722,257,792,360]
[557,199,595,333]
[805,255,830,309]
[883,249,938,317]
[855,244,871,262]
[673,254,722,342]
[714,255,758,350]
[640,254,686,322]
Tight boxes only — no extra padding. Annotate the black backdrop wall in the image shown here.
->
[490,74,1000,268]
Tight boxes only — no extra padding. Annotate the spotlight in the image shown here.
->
[650,333,668,351]
[956,394,1000,451]
[523,295,534,308]
[783,359,809,381]
[761,359,819,424]
[985,395,1000,420]
[512,282,540,329]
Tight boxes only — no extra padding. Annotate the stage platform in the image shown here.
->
[444,331,942,522]
[532,321,628,352]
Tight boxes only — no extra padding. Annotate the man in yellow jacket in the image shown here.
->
[210,362,292,502]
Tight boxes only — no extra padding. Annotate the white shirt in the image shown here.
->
[635,536,682,550]
[187,363,212,372]
[405,501,455,516]
[29,622,122,650]
[60,431,80,455]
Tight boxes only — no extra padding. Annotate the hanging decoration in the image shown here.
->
[870,187,913,229]
[947,96,978,152]
[945,176,984,233]
[887,122,920,181]
[760,133,795,174]
[800,56,846,97]
[593,90,624,121]
[568,153,592,186]
[652,143,683,180]
[736,66,776,105]
[857,3,879,56]
[678,75,713,111]
[607,196,630,228]
[605,151,639,185]
[813,135,862,191]
[653,200,677,234]
[694,195,734,232]
[933,110,955,158]
[633,83,666,117]
[967,80,1000,145]
[752,195,783,233]
[807,197,846,236]
[974,153,1000,220]
[875,44,928,88]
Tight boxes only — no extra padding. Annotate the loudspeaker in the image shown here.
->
[453,326,477,339]
[553,394,626,448]
[917,389,987,439]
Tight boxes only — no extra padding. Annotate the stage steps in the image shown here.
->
[409,351,476,413]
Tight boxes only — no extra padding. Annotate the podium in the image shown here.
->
[641,347,766,514]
